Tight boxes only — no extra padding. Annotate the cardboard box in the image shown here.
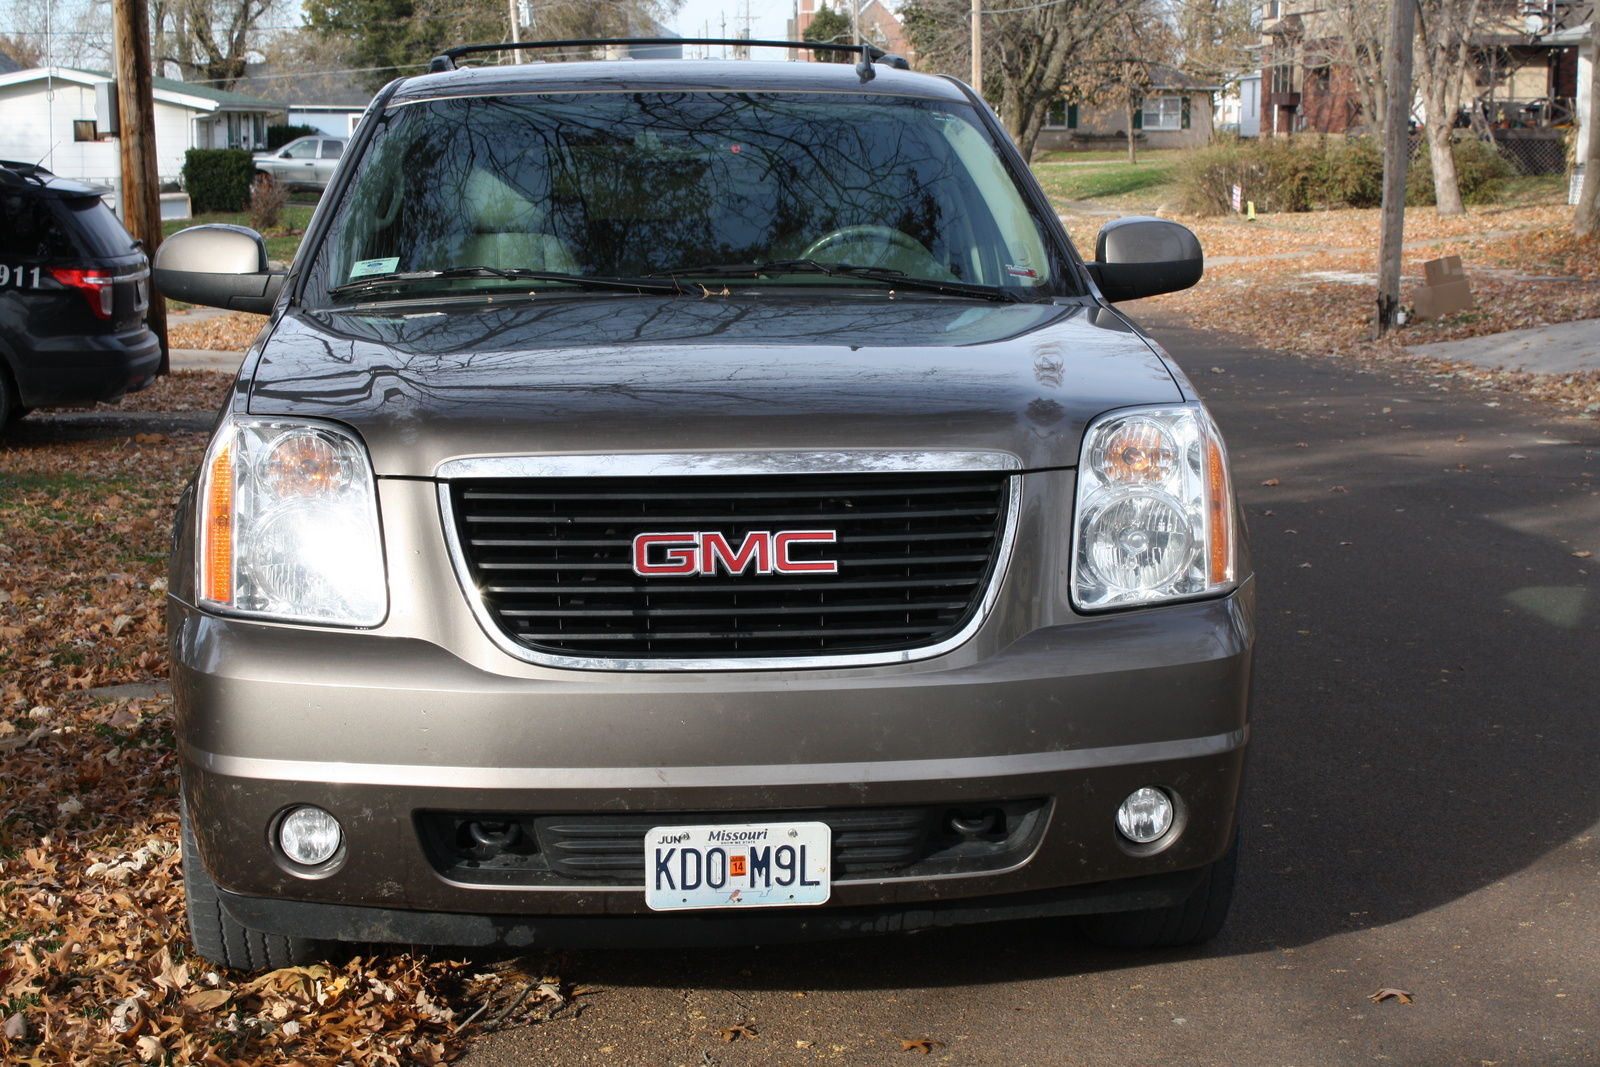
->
[1413,255,1474,320]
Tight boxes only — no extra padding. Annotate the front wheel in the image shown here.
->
[1076,832,1239,949]
[181,801,329,970]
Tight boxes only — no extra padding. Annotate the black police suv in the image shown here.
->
[0,161,162,426]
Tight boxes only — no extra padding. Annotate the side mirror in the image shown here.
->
[153,224,287,314]
[1086,216,1203,302]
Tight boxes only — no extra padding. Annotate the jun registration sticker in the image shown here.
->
[644,822,831,911]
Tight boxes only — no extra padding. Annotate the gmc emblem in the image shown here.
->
[632,531,839,577]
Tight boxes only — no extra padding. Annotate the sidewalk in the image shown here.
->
[1402,317,1600,375]
[169,348,244,372]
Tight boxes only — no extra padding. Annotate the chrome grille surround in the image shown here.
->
[437,451,1022,671]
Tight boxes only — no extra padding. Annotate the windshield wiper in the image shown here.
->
[651,259,1021,302]
[329,266,689,297]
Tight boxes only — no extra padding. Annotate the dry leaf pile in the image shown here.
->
[166,313,267,354]
[0,431,497,1065]
[1061,203,1600,417]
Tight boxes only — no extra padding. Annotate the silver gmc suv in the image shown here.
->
[154,39,1253,971]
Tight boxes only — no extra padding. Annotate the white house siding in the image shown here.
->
[1239,74,1262,137]
[0,79,121,185]
[1,69,281,187]
[288,107,366,137]
[154,99,197,181]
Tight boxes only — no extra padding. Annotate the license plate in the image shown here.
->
[645,821,831,911]
[134,277,148,311]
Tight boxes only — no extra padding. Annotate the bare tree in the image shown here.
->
[1414,0,1480,215]
[1171,0,1256,89]
[903,0,1135,160]
[0,31,47,66]
[1319,0,1391,139]
[1,0,114,67]
[153,0,280,89]
[1576,28,1600,237]
[1064,1,1177,164]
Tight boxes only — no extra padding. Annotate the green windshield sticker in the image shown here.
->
[350,257,400,278]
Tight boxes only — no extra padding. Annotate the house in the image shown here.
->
[1037,68,1221,153]
[286,103,369,138]
[792,0,916,63]
[0,66,284,187]
[1215,71,1263,136]
[1239,71,1263,136]
[1257,0,1594,174]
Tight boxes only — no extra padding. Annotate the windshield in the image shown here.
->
[306,91,1076,304]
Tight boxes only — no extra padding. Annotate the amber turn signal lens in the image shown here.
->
[203,444,234,604]
[1206,436,1232,586]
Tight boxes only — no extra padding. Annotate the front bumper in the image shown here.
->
[12,325,162,407]
[172,584,1253,945]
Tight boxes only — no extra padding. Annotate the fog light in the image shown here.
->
[278,806,342,866]
[1116,787,1174,844]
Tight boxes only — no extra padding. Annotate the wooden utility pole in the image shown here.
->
[113,0,168,369]
[1375,0,1417,339]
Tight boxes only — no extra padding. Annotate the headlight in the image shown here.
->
[1071,404,1236,610]
[197,417,387,626]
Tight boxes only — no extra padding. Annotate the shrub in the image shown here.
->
[1178,135,1384,215]
[247,173,289,232]
[1407,134,1516,206]
[181,148,257,214]
[266,123,320,150]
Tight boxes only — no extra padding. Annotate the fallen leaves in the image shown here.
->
[1370,988,1415,1005]
[0,429,491,1066]
[901,1038,947,1053]
[1059,199,1600,417]
[165,311,267,352]
[714,1024,759,1041]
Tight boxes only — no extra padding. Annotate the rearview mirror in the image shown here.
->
[153,224,287,314]
[1087,217,1204,302]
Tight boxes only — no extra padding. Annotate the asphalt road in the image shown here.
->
[457,317,1600,1067]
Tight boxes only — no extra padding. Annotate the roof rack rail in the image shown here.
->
[427,37,910,84]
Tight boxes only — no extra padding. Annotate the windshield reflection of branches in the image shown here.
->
[316,93,1021,294]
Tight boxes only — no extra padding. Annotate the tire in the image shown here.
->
[181,801,328,971]
[1076,832,1239,949]
[0,367,19,427]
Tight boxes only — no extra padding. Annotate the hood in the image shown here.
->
[243,295,1184,477]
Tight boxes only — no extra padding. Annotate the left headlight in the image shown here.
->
[196,417,387,626]
[1071,403,1236,611]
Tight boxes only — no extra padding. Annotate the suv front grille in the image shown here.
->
[447,471,1012,660]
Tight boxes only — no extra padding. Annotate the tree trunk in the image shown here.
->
[1126,100,1137,163]
[1425,111,1464,215]
[1375,0,1416,339]
[1577,37,1600,238]
[1414,0,1474,215]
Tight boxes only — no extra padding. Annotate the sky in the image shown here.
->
[663,0,841,59]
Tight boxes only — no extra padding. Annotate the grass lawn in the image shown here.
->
[1033,148,1188,165]
[1031,158,1183,205]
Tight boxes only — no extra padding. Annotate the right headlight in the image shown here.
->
[196,416,388,626]
[1071,403,1237,611]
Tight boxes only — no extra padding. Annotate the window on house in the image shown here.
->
[1044,100,1078,129]
[1141,96,1184,130]
[1309,66,1331,92]
[73,119,98,142]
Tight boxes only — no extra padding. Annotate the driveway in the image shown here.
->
[457,316,1600,1066]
